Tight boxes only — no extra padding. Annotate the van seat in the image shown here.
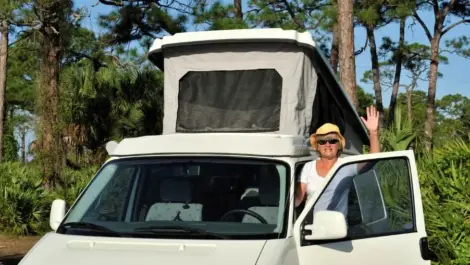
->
[242,167,279,224]
[145,179,203,221]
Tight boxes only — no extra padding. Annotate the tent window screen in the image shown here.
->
[177,69,282,132]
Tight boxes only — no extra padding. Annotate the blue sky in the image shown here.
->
[75,0,470,108]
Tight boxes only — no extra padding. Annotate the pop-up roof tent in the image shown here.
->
[147,28,369,154]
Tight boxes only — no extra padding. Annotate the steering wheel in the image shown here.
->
[219,209,268,224]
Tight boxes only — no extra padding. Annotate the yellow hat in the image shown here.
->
[310,123,345,150]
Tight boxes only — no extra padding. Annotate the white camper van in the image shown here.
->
[19,29,434,265]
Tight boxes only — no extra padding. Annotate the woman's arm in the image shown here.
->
[369,129,380,153]
[357,106,381,173]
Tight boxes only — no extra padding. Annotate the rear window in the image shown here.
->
[177,69,282,132]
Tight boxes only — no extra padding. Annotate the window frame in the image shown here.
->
[293,160,311,223]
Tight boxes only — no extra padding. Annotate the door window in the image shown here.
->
[303,157,415,242]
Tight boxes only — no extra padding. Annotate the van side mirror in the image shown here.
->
[303,210,347,240]
[50,199,66,231]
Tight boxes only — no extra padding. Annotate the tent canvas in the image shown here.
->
[148,29,369,154]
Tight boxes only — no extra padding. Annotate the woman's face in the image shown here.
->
[317,133,341,159]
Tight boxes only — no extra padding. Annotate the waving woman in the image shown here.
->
[294,106,381,217]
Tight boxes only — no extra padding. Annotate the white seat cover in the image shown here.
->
[146,178,202,221]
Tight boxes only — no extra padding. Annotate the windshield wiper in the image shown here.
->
[134,225,228,239]
[60,222,123,237]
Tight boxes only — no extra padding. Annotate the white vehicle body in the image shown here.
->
[19,29,434,265]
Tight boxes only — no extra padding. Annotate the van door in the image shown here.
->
[293,150,434,265]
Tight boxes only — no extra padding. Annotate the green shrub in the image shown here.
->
[0,162,48,235]
[50,166,99,207]
[374,109,468,264]
[0,162,96,236]
[418,137,470,265]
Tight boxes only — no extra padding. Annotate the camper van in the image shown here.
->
[19,29,433,265]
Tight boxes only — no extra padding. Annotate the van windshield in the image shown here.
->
[59,157,289,239]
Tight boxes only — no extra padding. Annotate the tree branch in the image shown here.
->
[7,31,31,47]
[441,0,456,19]
[432,0,439,16]
[306,14,326,30]
[442,19,470,36]
[10,19,41,28]
[412,11,433,41]
[67,51,107,71]
[98,0,124,6]
[355,31,369,56]
[279,0,304,30]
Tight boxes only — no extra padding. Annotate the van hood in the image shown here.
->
[19,233,267,265]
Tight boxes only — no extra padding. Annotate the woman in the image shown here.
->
[294,106,380,217]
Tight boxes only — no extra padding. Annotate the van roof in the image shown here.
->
[148,28,316,61]
[108,133,312,157]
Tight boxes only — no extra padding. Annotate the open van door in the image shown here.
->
[293,150,434,265]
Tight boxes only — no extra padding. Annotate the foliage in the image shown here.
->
[5,33,39,113]
[2,114,19,162]
[98,0,187,45]
[418,137,470,265]
[357,86,375,117]
[51,165,99,207]
[0,162,95,236]
[379,106,416,151]
[373,107,467,265]
[59,59,163,164]
[245,0,331,31]
[376,157,414,231]
[193,1,248,30]
[0,162,46,235]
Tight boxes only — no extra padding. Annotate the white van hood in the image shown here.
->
[20,233,268,265]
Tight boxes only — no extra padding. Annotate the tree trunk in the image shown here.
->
[38,39,65,187]
[330,22,340,73]
[234,0,242,20]
[407,87,412,121]
[34,0,72,187]
[0,20,8,163]
[21,129,26,163]
[366,24,384,127]
[425,35,441,151]
[337,0,357,109]
[388,17,405,125]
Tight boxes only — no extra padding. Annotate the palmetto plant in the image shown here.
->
[375,158,413,231]
[59,59,163,165]
[379,106,417,152]
[0,162,48,235]
[0,162,97,235]
[376,106,470,264]
[418,136,470,265]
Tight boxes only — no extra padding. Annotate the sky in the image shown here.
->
[18,0,470,158]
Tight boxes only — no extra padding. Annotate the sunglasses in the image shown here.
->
[317,139,340,145]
